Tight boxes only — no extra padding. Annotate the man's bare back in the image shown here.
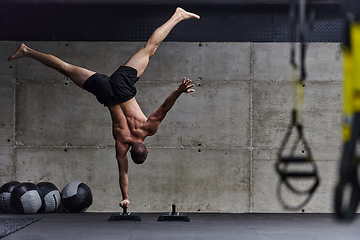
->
[109,98,148,147]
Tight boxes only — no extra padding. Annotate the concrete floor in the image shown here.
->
[1,213,360,240]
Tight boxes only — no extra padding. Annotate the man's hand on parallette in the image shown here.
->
[120,199,129,209]
[178,77,195,93]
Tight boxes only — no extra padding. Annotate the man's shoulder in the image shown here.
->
[115,140,131,156]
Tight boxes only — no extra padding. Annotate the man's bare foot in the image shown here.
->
[175,7,200,20]
[8,43,28,61]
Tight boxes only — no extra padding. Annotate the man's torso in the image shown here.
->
[108,98,148,146]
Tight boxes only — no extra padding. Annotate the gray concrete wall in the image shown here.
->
[0,41,342,213]
[0,42,15,186]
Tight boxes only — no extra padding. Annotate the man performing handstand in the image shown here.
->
[8,7,200,209]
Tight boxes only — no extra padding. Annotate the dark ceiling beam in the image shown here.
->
[2,0,344,4]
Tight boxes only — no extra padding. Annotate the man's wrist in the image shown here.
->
[175,88,183,94]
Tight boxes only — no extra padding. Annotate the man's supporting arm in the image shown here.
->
[116,141,130,208]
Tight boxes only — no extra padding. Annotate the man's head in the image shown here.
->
[130,142,148,164]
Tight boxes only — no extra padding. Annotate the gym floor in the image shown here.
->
[1,212,360,240]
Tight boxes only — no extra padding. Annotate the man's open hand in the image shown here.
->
[178,77,195,93]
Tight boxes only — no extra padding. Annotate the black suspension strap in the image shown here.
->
[275,0,320,210]
[334,0,360,221]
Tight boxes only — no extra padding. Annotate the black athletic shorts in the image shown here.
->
[83,66,140,107]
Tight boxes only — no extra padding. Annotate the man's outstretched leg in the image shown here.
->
[124,7,200,77]
[8,44,95,88]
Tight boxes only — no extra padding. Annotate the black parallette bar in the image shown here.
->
[172,204,176,215]
[122,205,128,215]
